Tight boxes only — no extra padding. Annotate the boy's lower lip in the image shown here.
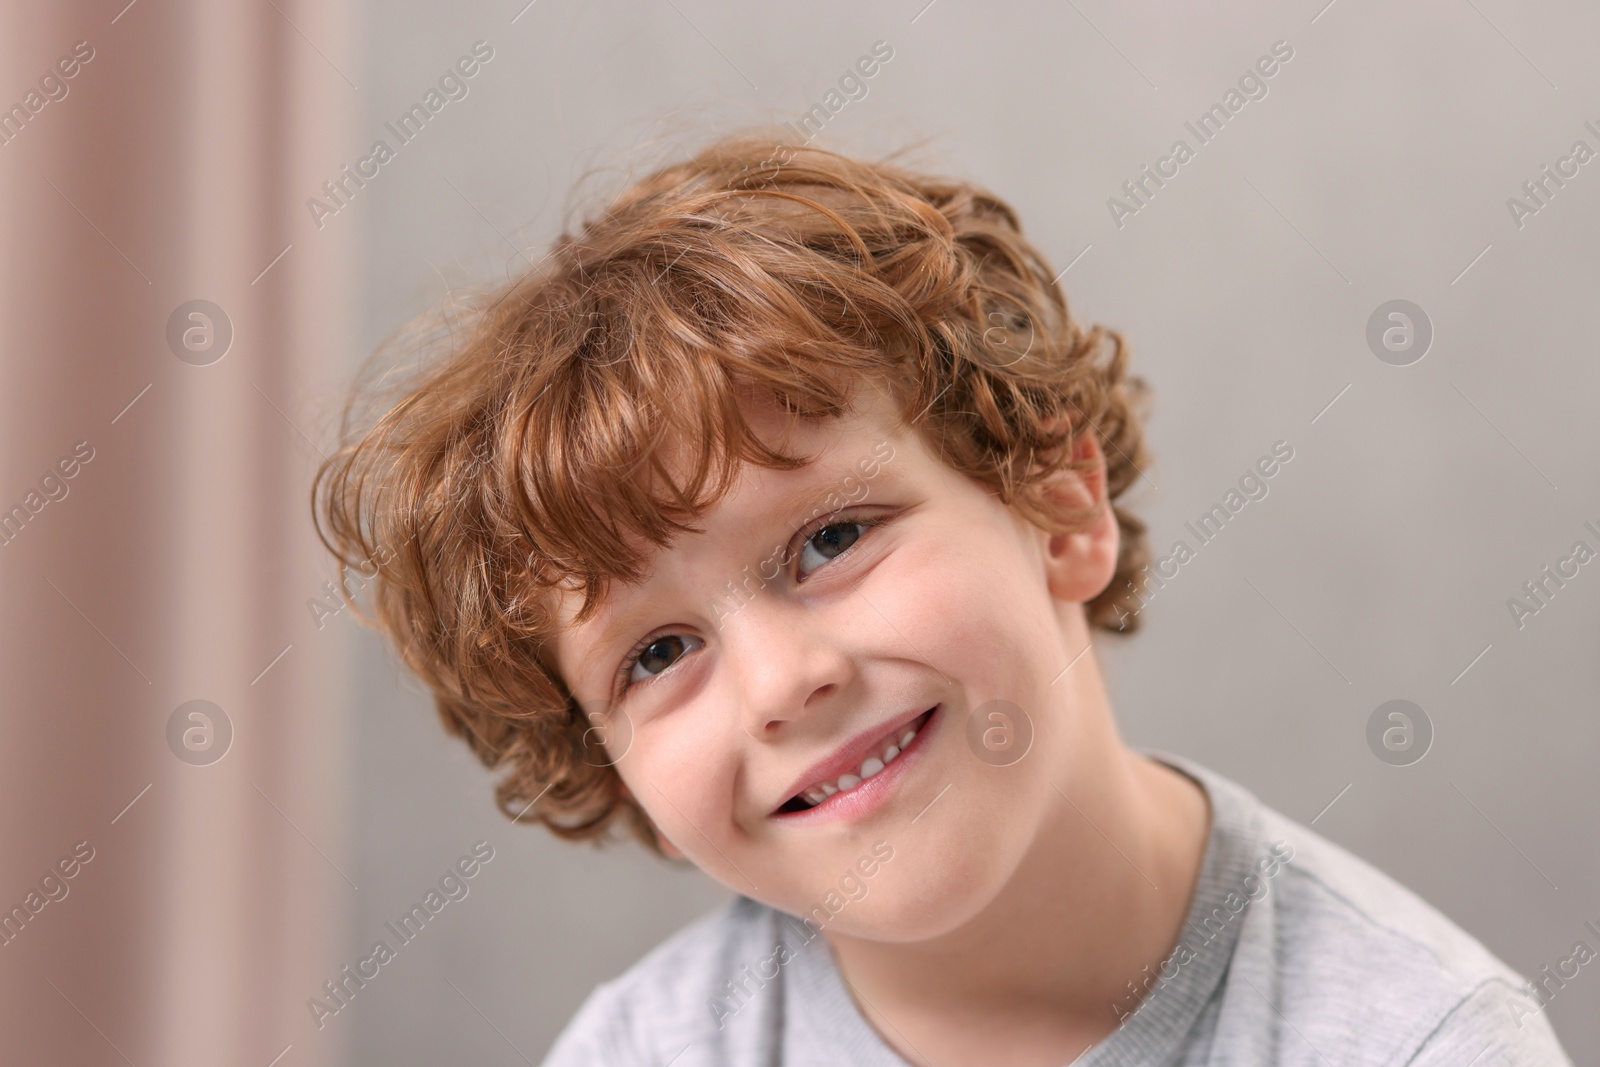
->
[770,704,941,825]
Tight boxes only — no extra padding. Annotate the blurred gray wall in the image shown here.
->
[342,0,1600,1061]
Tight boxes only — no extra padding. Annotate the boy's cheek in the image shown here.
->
[624,750,743,866]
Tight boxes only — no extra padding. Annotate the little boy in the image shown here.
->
[314,132,1572,1065]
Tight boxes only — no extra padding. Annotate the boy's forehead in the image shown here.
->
[737,376,902,455]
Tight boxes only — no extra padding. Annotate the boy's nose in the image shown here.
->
[720,596,854,740]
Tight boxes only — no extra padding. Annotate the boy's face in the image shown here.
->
[552,383,1118,942]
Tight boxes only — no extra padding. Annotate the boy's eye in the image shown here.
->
[797,519,871,579]
[625,633,704,687]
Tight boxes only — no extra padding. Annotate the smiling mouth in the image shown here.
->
[774,707,936,814]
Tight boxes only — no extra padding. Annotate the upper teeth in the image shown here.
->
[799,720,922,806]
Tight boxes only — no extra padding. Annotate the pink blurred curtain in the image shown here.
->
[0,2,356,1064]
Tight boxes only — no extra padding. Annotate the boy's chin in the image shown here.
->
[797,851,1019,945]
[814,883,1005,945]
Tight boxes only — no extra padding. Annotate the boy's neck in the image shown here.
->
[822,686,1212,1065]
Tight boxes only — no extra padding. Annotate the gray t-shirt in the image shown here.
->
[540,754,1572,1065]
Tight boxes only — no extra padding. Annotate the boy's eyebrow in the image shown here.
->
[574,454,896,684]
[773,456,891,537]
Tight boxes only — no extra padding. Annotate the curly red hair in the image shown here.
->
[312,130,1153,855]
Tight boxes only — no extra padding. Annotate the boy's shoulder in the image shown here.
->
[1261,795,1512,988]
[540,893,792,1066]
[1180,756,1569,1065]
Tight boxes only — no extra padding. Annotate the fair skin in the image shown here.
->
[551,382,1210,1066]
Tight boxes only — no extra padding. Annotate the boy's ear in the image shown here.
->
[618,780,686,860]
[1034,424,1120,605]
